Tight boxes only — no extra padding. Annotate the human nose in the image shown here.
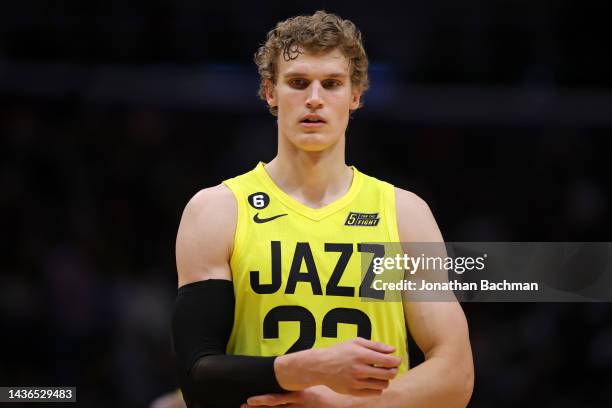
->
[305,81,323,109]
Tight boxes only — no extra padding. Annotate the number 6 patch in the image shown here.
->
[248,192,270,209]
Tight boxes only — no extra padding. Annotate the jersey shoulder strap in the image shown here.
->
[222,165,262,262]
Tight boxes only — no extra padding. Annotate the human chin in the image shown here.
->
[290,132,335,152]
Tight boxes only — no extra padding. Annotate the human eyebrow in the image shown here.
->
[325,72,348,79]
[282,71,348,79]
[282,71,308,79]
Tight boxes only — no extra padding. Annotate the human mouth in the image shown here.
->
[299,114,326,128]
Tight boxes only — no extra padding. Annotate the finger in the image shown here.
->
[353,337,396,354]
[349,388,384,398]
[360,349,402,368]
[354,378,391,390]
[355,365,399,380]
[247,392,304,406]
[245,395,276,406]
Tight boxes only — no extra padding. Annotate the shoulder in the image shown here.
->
[182,183,237,221]
[175,184,237,285]
[178,183,237,243]
[394,187,432,216]
[393,187,444,242]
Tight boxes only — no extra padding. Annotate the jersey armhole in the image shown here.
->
[222,178,248,271]
[383,183,402,243]
[383,182,408,374]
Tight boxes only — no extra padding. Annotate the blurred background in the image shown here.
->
[1,1,611,406]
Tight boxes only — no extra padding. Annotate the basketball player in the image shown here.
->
[172,11,473,408]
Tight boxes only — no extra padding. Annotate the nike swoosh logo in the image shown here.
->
[253,213,288,223]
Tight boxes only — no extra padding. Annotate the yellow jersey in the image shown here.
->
[223,162,408,372]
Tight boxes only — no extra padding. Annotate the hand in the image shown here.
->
[315,337,401,397]
[149,390,186,408]
[241,390,306,408]
[241,385,365,408]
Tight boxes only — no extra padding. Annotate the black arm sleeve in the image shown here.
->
[172,279,287,408]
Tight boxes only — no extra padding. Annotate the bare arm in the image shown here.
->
[365,188,474,408]
[175,184,235,286]
[175,185,292,406]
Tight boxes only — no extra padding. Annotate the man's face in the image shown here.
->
[265,48,362,152]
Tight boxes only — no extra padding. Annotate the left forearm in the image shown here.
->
[353,354,474,408]
[243,353,473,408]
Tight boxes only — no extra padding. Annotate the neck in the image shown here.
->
[264,135,353,209]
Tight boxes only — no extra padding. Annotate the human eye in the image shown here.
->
[322,79,342,89]
[288,78,309,89]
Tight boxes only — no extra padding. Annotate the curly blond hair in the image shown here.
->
[254,10,369,116]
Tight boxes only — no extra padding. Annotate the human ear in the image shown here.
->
[265,80,277,108]
[349,87,362,110]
